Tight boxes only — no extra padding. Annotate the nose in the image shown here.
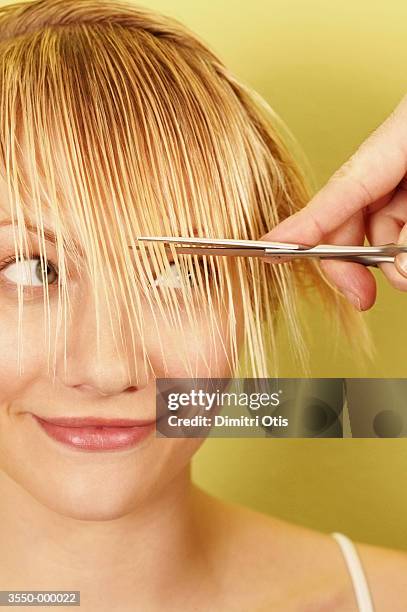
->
[55,280,150,397]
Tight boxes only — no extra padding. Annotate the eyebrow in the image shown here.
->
[0,219,161,259]
[0,219,64,245]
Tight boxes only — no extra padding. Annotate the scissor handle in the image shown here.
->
[263,251,395,267]
[263,247,400,266]
[317,255,393,267]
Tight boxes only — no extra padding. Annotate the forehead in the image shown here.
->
[0,172,199,247]
[0,173,63,243]
[0,120,201,253]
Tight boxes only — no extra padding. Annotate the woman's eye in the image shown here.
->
[152,261,207,288]
[0,257,58,288]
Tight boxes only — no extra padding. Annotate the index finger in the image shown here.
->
[263,94,407,245]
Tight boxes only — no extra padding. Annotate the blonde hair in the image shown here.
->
[0,0,373,381]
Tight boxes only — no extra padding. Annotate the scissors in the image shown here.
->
[135,236,407,267]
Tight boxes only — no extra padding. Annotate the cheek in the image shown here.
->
[0,302,51,397]
[146,302,238,378]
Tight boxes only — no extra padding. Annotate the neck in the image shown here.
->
[0,467,212,609]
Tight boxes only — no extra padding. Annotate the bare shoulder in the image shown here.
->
[192,487,363,610]
[353,539,407,611]
[226,496,407,611]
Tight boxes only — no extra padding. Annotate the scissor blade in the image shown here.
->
[136,236,306,250]
[161,246,270,257]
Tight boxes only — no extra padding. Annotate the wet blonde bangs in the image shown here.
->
[0,0,374,381]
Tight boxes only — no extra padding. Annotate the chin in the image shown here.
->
[1,435,197,521]
[33,480,147,521]
[2,461,152,521]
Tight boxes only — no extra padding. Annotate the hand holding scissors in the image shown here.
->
[258,94,407,311]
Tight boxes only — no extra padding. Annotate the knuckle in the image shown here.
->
[305,207,327,241]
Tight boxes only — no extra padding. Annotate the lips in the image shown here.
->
[31,415,156,451]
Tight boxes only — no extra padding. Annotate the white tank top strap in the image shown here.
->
[331,532,375,612]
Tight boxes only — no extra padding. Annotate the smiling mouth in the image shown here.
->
[30,414,156,452]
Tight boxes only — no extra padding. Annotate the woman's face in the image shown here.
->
[0,175,243,520]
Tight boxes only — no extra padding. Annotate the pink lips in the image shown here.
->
[32,415,156,451]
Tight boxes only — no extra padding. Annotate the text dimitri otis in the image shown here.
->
[166,414,288,428]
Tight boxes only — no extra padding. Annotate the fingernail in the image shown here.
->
[396,253,407,277]
[341,290,362,311]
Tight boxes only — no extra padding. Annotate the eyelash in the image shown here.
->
[152,259,212,288]
[0,253,58,291]
[0,254,213,291]
[0,253,58,278]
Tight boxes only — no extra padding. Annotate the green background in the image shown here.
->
[1,0,407,549]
